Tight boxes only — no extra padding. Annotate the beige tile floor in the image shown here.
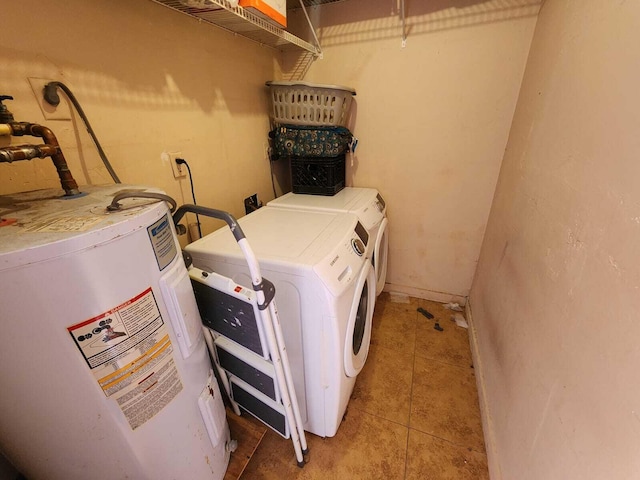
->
[240,293,489,479]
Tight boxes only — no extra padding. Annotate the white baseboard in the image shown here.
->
[383,282,467,305]
[466,299,500,480]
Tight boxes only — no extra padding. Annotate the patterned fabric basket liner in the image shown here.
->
[270,125,355,158]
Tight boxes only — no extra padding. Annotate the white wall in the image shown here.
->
[0,0,282,240]
[286,0,540,301]
[469,1,640,478]
[1,1,540,299]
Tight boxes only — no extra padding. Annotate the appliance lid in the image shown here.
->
[188,207,339,260]
[268,187,378,212]
[0,185,170,269]
[187,208,363,267]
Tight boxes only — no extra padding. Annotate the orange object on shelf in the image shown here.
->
[239,0,286,28]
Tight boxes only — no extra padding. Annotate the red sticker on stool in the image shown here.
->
[0,218,17,227]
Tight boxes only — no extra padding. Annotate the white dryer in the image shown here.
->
[185,208,376,438]
[267,187,388,296]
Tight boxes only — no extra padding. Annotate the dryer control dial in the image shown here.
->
[351,238,365,256]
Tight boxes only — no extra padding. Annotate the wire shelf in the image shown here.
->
[151,0,321,55]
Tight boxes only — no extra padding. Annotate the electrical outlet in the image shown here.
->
[27,77,72,121]
[175,158,185,177]
[244,194,261,215]
[162,151,186,179]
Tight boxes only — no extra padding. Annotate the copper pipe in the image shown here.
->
[0,144,60,162]
[2,122,80,196]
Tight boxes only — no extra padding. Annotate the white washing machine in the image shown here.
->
[185,207,376,438]
[267,187,388,296]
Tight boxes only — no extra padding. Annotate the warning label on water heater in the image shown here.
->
[67,288,183,430]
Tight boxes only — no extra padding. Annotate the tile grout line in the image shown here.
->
[375,298,486,476]
[410,336,486,457]
[406,425,488,455]
[403,310,418,480]
[349,352,486,456]
[346,403,411,430]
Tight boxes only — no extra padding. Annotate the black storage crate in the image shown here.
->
[291,155,346,196]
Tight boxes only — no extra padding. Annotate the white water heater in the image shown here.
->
[0,185,230,480]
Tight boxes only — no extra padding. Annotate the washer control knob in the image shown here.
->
[352,238,365,256]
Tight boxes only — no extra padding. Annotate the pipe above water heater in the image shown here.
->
[0,144,60,162]
[0,91,80,197]
[0,95,80,196]
[0,121,80,196]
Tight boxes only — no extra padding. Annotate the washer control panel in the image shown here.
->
[313,215,372,297]
[355,195,386,230]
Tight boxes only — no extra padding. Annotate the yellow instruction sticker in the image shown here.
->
[67,287,183,429]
